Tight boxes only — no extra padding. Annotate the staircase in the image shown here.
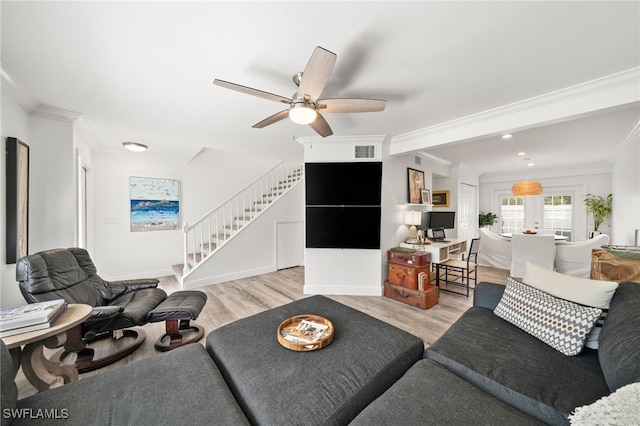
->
[177,161,303,283]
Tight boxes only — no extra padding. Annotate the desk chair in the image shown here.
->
[436,238,479,297]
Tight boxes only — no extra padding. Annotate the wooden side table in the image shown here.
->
[591,249,640,282]
[2,304,92,391]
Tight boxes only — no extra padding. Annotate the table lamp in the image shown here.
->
[404,210,422,242]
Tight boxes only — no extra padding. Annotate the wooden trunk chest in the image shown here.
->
[387,263,431,290]
[384,281,439,309]
[387,250,431,267]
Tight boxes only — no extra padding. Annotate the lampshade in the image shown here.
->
[512,180,543,196]
[404,210,422,226]
[122,142,148,152]
[289,103,317,124]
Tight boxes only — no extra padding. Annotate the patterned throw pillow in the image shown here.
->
[494,278,603,356]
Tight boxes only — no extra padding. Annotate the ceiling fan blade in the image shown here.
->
[213,79,291,104]
[252,109,289,128]
[309,112,333,138]
[317,98,386,113]
[297,47,337,102]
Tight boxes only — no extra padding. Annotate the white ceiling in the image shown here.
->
[2,1,639,175]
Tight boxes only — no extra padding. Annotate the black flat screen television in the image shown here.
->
[305,206,381,249]
[424,211,456,230]
[305,162,382,206]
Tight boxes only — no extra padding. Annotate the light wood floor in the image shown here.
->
[15,265,509,399]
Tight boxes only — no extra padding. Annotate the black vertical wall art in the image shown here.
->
[6,137,29,264]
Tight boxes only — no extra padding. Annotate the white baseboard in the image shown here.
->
[182,265,277,290]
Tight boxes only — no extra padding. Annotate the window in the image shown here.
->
[543,195,572,240]
[500,196,524,234]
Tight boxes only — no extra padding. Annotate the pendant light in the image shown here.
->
[512,158,542,196]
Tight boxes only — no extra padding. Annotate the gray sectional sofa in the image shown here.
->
[2,282,639,425]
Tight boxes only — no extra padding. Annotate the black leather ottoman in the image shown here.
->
[147,290,207,351]
[206,295,424,426]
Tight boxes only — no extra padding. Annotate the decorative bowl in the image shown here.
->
[601,245,640,260]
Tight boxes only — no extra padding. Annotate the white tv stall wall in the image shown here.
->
[299,136,386,296]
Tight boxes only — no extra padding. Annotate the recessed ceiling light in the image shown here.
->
[517,152,526,156]
[122,142,148,152]
[502,134,513,139]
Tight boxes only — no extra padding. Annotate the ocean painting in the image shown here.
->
[130,177,180,232]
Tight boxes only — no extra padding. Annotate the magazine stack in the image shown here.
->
[0,299,68,338]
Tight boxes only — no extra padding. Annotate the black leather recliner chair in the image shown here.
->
[16,247,167,372]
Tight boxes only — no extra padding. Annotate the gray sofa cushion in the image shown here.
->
[350,359,544,425]
[207,295,424,426]
[1,342,18,426]
[598,282,640,392]
[11,343,249,426]
[425,307,610,425]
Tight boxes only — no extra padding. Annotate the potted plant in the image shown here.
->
[479,211,498,228]
[584,193,612,236]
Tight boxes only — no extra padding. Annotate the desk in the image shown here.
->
[401,238,467,263]
[500,233,569,241]
[2,304,92,391]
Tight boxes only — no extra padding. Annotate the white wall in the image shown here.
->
[611,133,640,245]
[1,88,77,307]
[91,149,185,279]
[300,136,386,296]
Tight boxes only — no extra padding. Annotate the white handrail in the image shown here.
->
[182,161,302,279]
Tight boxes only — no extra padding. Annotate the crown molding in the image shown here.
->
[1,64,82,122]
[390,67,640,155]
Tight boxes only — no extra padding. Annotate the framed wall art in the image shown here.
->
[407,168,425,204]
[130,177,180,232]
[6,137,30,264]
[421,189,431,204]
[432,190,450,208]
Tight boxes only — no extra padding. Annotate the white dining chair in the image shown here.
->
[555,234,610,278]
[510,234,556,278]
[477,228,511,270]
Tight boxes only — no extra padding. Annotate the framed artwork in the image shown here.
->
[407,168,425,204]
[6,137,29,264]
[432,190,450,207]
[130,177,180,232]
[421,189,431,204]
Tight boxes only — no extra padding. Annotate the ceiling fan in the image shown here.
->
[213,46,386,138]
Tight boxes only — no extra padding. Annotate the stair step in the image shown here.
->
[225,224,243,231]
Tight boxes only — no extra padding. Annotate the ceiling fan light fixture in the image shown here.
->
[289,103,317,125]
[122,141,148,152]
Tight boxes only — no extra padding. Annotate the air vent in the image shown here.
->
[355,145,375,159]
[415,156,422,165]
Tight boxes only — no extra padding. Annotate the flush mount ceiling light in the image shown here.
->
[288,101,317,124]
[502,134,513,140]
[122,142,148,152]
[512,158,543,196]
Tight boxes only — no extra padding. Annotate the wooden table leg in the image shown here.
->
[20,331,79,391]
[8,347,21,378]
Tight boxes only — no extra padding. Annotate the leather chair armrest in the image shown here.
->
[106,278,160,295]
[84,306,124,328]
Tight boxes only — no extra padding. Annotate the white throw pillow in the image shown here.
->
[523,262,618,349]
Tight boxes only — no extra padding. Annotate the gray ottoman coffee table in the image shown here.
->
[206,295,424,426]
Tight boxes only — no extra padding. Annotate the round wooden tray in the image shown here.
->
[277,314,334,352]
